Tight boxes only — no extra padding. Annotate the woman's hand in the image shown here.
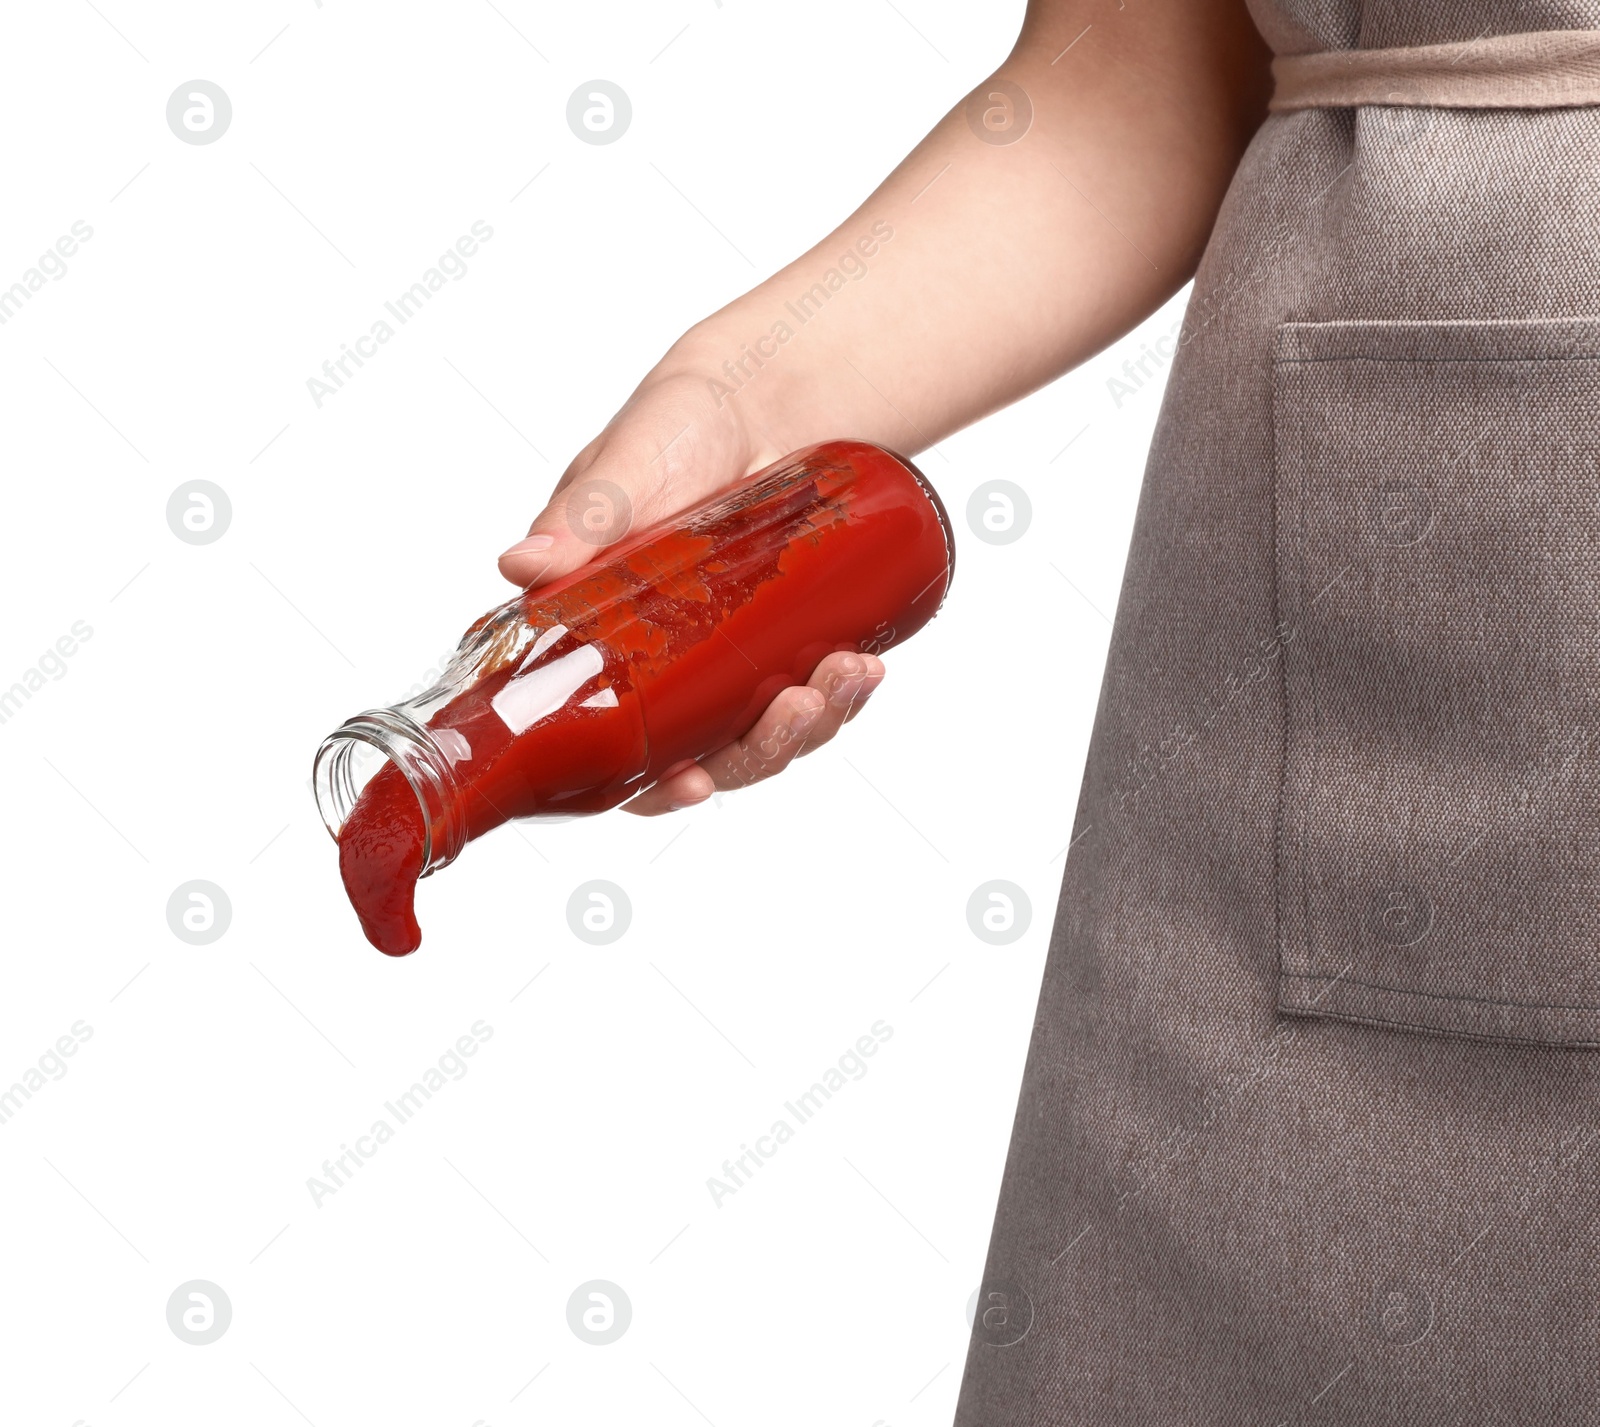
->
[496,0,1270,814]
[495,363,885,817]
[622,648,885,816]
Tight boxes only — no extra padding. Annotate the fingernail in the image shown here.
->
[499,533,554,560]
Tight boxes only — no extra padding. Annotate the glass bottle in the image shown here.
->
[313,439,955,954]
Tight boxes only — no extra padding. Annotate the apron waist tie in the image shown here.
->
[1270,28,1600,110]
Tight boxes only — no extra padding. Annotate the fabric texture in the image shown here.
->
[952,2,1600,1423]
[1273,318,1600,1046]
[1271,29,1600,110]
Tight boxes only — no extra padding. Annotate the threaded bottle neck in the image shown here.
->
[313,709,467,875]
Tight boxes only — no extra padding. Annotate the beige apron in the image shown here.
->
[955,4,1600,1422]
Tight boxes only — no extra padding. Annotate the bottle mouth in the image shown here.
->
[313,710,467,876]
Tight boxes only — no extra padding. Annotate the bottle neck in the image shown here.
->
[313,709,467,875]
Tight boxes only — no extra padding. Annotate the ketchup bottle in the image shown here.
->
[313,439,954,955]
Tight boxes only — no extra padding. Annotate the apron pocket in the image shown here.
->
[1272,318,1600,1047]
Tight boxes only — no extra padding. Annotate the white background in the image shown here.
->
[0,2,1184,1423]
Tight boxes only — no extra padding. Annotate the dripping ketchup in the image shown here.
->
[319,440,954,955]
[339,766,427,954]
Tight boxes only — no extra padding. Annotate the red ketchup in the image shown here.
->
[313,440,954,955]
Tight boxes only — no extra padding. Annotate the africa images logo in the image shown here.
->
[306,1022,494,1205]
[706,1020,893,1206]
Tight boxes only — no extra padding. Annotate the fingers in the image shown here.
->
[622,652,886,817]
[710,651,887,786]
[624,683,826,817]
[820,650,887,729]
[622,757,717,818]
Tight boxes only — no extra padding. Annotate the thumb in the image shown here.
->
[496,457,639,588]
[496,380,759,588]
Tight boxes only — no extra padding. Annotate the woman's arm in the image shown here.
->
[658,0,1271,458]
[502,0,1272,813]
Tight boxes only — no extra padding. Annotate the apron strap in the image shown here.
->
[1270,28,1600,110]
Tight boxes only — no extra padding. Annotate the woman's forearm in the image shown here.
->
[496,0,1272,806]
[660,0,1272,458]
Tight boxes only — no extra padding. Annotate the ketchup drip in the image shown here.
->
[328,442,953,956]
[339,764,426,956]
